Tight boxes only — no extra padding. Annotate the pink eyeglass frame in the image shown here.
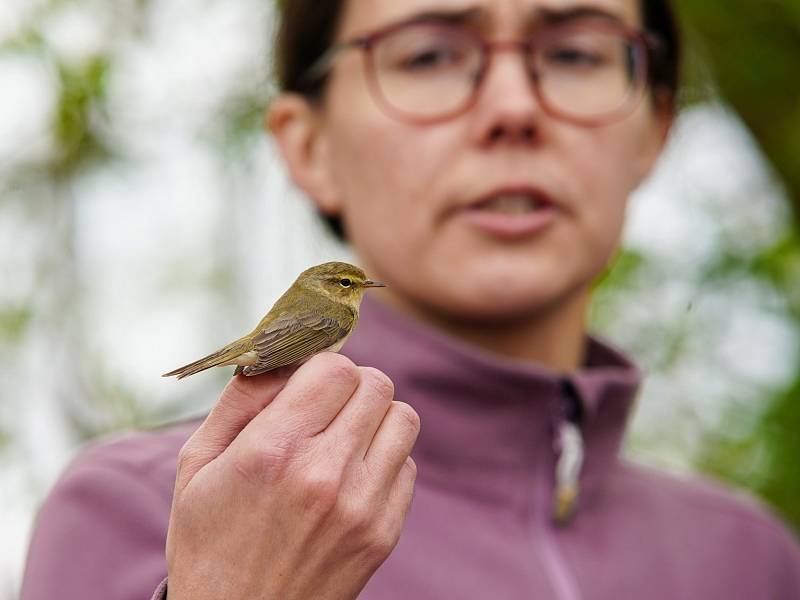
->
[305,17,663,127]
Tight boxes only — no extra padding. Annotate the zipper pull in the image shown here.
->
[552,420,584,526]
[552,379,585,526]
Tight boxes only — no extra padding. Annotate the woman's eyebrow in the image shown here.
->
[390,4,626,31]
[400,7,485,26]
[531,5,628,26]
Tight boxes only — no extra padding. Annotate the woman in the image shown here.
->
[21,0,800,599]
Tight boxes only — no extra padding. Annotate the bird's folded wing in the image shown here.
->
[246,310,353,375]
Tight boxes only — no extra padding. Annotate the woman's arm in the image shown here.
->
[20,454,171,599]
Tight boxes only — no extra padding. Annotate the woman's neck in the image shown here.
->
[378,288,590,373]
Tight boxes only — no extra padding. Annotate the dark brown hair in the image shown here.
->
[274,0,682,240]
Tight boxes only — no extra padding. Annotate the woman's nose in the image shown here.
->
[471,47,543,145]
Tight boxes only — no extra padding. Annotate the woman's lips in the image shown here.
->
[456,188,559,238]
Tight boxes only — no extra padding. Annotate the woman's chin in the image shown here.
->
[416,282,583,325]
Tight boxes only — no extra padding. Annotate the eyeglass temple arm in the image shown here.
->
[301,38,370,87]
[643,31,666,57]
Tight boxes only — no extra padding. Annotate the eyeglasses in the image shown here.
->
[304,17,662,127]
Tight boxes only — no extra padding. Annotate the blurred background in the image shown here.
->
[1,0,799,596]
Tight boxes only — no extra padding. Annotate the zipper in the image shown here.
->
[535,459,583,600]
[531,378,585,600]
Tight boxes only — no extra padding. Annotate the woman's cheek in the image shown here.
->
[560,155,628,276]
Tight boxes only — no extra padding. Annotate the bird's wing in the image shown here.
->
[245,308,354,375]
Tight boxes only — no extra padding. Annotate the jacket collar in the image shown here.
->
[342,294,641,513]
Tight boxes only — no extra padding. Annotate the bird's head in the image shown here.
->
[298,261,385,308]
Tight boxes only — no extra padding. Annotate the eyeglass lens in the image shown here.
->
[369,22,642,122]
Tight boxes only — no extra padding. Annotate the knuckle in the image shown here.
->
[392,401,421,434]
[175,441,203,482]
[359,367,395,400]
[312,352,359,388]
[232,437,298,484]
[363,529,399,563]
[338,496,375,536]
[403,456,418,477]
[176,442,194,468]
[301,471,341,515]
[223,375,259,408]
[338,498,396,563]
[217,375,272,421]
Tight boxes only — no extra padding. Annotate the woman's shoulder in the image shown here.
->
[33,417,203,525]
[614,459,790,530]
[22,418,203,598]
[67,417,203,484]
[42,417,203,515]
[612,459,800,570]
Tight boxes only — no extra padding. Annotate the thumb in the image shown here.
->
[175,372,290,491]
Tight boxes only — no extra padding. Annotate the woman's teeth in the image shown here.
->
[477,194,544,215]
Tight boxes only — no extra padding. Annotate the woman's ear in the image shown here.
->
[266,93,342,215]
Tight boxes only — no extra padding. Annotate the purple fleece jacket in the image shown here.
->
[20,295,800,599]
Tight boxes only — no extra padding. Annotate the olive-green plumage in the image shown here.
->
[162,261,385,379]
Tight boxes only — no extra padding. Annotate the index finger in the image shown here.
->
[235,352,361,444]
[177,371,289,490]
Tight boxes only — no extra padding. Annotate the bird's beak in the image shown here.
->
[364,279,386,288]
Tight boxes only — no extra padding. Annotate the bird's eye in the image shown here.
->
[339,278,352,288]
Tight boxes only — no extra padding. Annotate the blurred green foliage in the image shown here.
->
[676,0,800,221]
[702,247,800,532]
[699,372,800,532]
[0,306,33,344]
[673,1,800,531]
[0,426,10,456]
[52,55,113,175]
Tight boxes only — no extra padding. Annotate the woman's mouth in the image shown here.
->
[459,188,558,238]
[474,193,549,214]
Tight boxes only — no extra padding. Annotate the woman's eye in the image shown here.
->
[397,43,468,72]
[543,46,607,69]
[405,48,451,69]
[339,278,352,287]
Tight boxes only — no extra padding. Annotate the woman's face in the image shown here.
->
[285,0,670,324]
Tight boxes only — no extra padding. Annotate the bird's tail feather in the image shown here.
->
[162,338,251,379]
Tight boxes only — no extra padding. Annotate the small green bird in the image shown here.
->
[162,261,385,379]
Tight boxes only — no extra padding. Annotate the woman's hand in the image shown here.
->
[164,352,420,600]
